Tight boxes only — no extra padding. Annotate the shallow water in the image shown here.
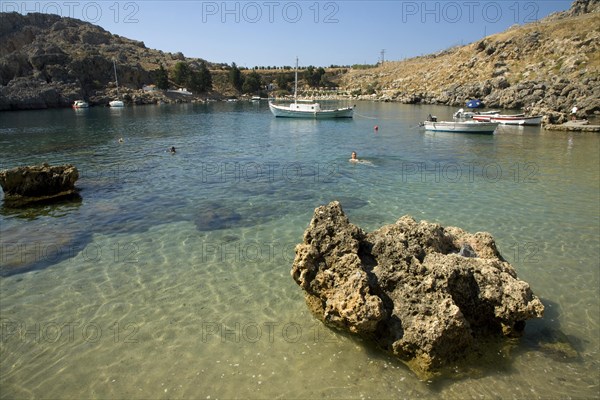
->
[1,101,598,399]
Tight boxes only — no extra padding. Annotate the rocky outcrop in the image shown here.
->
[550,0,600,18]
[0,163,79,206]
[292,202,544,378]
[0,12,211,110]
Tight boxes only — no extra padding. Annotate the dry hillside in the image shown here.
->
[341,0,599,122]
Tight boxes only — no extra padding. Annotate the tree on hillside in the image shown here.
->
[172,62,191,86]
[198,61,212,92]
[242,71,262,94]
[303,66,326,87]
[276,73,293,92]
[319,72,334,88]
[303,66,315,86]
[188,61,212,93]
[155,64,169,90]
[229,62,243,91]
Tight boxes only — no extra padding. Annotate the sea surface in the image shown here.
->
[0,101,598,399]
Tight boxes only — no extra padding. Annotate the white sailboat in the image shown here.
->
[269,58,353,119]
[109,59,125,107]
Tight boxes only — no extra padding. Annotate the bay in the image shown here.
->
[1,101,598,398]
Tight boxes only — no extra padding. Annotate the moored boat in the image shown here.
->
[109,100,124,107]
[422,120,499,134]
[454,108,502,119]
[109,59,125,107]
[269,58,353,119]
[72,100,89,108]
[472,114,542,125]
[477,110,502,116]
[269,101,354,119]
[453,108,475,119]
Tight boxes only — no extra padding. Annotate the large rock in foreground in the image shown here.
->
[0,163,79,206]
[292,201,544,378]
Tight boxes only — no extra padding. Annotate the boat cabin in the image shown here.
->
[290,102,321,112]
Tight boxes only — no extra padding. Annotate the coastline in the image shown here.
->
[3,92,599,130]
[545,122,600,132]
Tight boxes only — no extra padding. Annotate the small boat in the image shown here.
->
[250,96,261,102]
[478,110,502,115]
[472,114,542,125]
[454,108,502,119]
[72,100,89,108]
[109,100,124,107]
[269,58,353,119]
[167,88,193,96]
[109,59,125,107]
[422,119,499,134]
[453,108,475,119]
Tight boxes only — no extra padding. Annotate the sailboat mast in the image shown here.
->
[294,57,298,104]
[113,59,119,96]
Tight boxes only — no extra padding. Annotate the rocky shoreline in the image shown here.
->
[545,121,600,131]
[2,1,599,123]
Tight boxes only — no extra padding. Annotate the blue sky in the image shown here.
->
[6,1,573,67]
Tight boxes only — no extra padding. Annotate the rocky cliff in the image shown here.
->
[0,12,210,110]
[341,0,600,122]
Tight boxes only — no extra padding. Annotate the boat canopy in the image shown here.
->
[466,99,483,108]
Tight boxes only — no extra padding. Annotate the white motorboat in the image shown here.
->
[422,120,499,134]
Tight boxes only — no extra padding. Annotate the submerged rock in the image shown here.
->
[291,201,544,378]
[0,163,79,207]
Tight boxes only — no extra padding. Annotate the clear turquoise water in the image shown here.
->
[1,102,598,399]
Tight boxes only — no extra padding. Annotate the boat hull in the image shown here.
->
[109,100,125,107]
[269,102,353,119]
[423,121,499,134]
[472,115,542,125]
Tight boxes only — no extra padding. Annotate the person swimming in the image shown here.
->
[169,146,176,153]
[349,151,374,166]
[118,138,124,143]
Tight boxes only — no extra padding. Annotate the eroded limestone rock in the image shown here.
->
[292,201,544,378]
